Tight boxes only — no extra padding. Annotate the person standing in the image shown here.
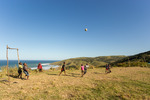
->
[18,62,23,79]
[84,64,88,75]
[59,62,66,76]
[23,63,29,80]
[37,63,43,72]
[81,64,84,77]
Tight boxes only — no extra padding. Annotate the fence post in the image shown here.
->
[6,45,10,85]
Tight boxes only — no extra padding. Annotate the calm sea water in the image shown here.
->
[0,60,59,70]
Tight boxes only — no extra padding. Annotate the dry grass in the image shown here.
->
[0,67,150,100]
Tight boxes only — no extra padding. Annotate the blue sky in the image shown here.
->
[0,0,150,60]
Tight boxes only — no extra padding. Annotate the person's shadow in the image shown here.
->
[0,79,10,85]
[93,72,105,74]
[47,73,58,76]
[47,73,80,77]
[67,73,80,77]
[7,74,18,78]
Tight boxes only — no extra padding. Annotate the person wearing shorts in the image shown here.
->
[59,62,66,76]
[84,64,88,75]
[18,62,23,79]
[81,64,84,77]
[23,63,29,80]
[105,64,111,73]
[108,64,111,73]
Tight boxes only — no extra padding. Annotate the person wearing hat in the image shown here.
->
[37,63,43,72]
[18,62,23,79]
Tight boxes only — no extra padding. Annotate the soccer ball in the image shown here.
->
[85,28,88,31]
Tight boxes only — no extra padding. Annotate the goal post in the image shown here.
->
[6,45,20,85]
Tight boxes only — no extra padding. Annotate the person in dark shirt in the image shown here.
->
[84,64,88,75]
[105,64,108,73]
[59,62,66,76]
[105,64,111,73]
[23,63,29,80]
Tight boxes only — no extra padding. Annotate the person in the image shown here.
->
[84,64,88,75]
[37,63,43,72]
[81,64,84,77]
[18,62,23,79]
[23,63,29,80]
[105,64,111,73]
[105,64,109,73]
[108,64,111,73]
[59,62,66,76]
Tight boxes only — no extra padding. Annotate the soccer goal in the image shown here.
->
[6,45,20,85]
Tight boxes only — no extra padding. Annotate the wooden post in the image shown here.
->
[17,49,20,67]
[6,45,10,85]
[6,46,20,85]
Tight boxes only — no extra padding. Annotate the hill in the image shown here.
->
[51,56,126,69]
[111,51,150,67]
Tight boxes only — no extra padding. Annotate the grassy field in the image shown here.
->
[0,67,150,100]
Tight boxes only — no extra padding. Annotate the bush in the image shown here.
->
[66,65,79,70]
[88,65,95,69]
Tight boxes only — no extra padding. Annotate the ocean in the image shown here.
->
[0,60,59,70]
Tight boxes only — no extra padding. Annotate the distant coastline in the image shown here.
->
[0,60,59,70]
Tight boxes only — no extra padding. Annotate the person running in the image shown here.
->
[59,62,66,76]
[108,64,111,73]
[37,63,43,72]
[105,64,109,73]
[18,62,23,79]
[23,63,29,80]
[84,64,88,75]
[105,64,111,73]
[81,64,84,77]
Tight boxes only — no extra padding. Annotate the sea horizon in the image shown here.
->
[0,60,60,70]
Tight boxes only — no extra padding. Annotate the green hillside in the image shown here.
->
[51,51,150,68]
[51,56,126,69]
[111,51,150,67]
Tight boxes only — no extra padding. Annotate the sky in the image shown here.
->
[0,0,150,60]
